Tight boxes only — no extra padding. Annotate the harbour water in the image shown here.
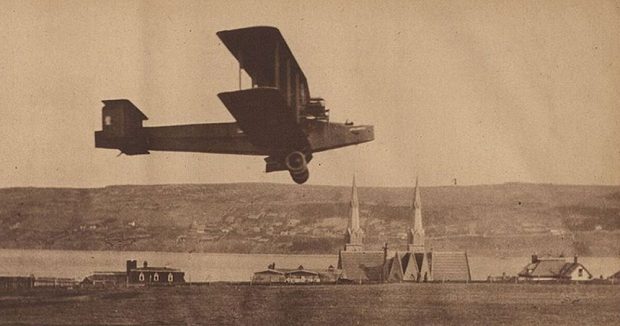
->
[1,249,619,282]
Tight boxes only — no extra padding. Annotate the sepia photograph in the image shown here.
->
[1,0,619,325]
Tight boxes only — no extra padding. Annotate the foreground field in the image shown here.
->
[1,283,619,325]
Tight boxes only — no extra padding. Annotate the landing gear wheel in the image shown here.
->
[290,169,309,184]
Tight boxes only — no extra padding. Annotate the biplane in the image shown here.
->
[94,26,374,184]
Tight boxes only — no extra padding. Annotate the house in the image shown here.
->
[518,255,593,281]
[285,266,321,284]
[252,269,286,284]
[199,235,219,242]
[287,219,301,227]
[83,260,186,287]
[189,221,206,234]
[203,224,220,233]
[126,260,185,285]
[252,263,341,284]
[252,264,341,284]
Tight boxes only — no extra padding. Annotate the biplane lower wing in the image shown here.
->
[217,87,310,153]
[306,122,375,153]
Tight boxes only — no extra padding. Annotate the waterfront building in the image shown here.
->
[252,269,286,284]
[126,260,186,285]
[518,255,592,282]
[81,260,185,287]
[252,264,340,284]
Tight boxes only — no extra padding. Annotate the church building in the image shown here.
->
[336,176,471,283]
[400,177,433,282]
[337,176,387,283]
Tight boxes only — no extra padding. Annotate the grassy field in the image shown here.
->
[1,283,619,325]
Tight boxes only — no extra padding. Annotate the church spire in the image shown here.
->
[349,175,360,230]
[344,175,363,251]
[408,176,426,252]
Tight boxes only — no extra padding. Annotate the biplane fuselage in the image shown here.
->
[94,26,374,184]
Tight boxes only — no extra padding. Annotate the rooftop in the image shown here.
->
[338,251,385,282]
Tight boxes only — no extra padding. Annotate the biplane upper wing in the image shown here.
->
[216,26,311,125]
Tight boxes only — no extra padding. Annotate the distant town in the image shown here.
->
[0,183,619,257]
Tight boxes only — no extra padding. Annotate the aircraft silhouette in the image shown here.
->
[95,26,374,184]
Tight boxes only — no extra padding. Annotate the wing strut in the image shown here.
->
[238,51,243,90]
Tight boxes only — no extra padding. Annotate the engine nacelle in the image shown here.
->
[285,151,309,184]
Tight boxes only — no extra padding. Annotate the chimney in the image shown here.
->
[382,242,388,283]
[126,260,137,275]
[531,254,538,263]
[383,242,389,264]
[143,261,148,268]
[573,255,578,264]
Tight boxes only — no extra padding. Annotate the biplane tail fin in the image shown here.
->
[94,99,150,155]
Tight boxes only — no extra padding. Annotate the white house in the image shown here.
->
[518,255,592,281]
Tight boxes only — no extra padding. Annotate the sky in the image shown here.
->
[0,0,618,188]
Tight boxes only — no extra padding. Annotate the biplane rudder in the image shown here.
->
[94,99,150,155]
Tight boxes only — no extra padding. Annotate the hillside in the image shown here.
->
[1,183,619,256]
